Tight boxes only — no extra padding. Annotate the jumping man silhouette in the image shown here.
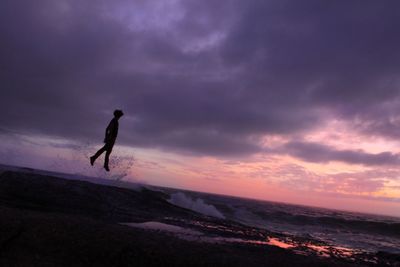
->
[90,109,124,171]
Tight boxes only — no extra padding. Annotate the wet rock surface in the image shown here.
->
[0,170,399,267]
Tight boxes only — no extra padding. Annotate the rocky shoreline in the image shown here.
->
[0,168,399,267]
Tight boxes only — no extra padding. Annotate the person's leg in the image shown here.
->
[103,143,114,171]
[90,145,107,165]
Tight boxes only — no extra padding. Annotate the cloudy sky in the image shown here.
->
[1,0,400,216]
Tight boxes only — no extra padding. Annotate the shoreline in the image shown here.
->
[0,167,399,266]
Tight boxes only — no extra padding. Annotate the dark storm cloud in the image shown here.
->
[220,0,400,131]
[283,141,400,166]
[1,0,400,158]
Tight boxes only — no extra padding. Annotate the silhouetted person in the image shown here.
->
[90,109,124,171]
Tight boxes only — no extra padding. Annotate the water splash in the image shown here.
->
[49,141,135,182]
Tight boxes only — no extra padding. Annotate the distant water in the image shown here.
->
[166,190,400,254]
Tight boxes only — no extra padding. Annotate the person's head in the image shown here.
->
[114,109,124,119]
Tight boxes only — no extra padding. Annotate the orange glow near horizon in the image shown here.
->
[2,128,400,218]
[128,119,400,216]
[126,145,400,217]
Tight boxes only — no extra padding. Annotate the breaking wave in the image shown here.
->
[168,192,225,219]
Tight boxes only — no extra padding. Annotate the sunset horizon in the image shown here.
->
[2,0,400,218]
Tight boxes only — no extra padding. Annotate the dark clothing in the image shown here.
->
[104,118,119,144]
[91,118,119,169]
[92,142,114,168]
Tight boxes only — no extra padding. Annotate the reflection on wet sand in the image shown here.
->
[266,237,295,249]
[122,220,383,264]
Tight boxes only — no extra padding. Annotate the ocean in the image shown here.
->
[164,189,400,255]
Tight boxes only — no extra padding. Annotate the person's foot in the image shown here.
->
[104,165,110,172]
[90,156,95,166]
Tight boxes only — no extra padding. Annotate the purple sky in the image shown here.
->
[1,0,400,216]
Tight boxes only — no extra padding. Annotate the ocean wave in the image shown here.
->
[247,210,400,237]
[168,192,225,219]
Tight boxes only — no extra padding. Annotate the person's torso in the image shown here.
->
[109,118,119,139]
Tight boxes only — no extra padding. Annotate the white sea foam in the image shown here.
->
[168,192,225,219]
